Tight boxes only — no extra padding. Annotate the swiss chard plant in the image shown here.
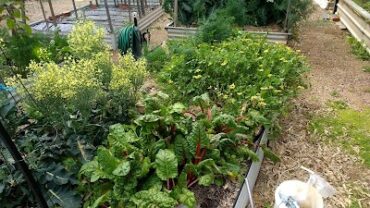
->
[80,92,260,207]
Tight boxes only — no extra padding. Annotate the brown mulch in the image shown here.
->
[252,5,370,208]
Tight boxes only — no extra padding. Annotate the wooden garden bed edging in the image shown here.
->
[165,22,291,44]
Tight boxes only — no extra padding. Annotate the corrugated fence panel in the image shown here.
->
[338,0,370,52]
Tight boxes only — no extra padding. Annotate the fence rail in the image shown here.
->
[337,0,370,52]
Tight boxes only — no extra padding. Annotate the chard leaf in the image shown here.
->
[131,188,177,208]
[170,102,186,114]
[89,191,110,208]
[187,122,209,156]
[171,187,196,208]
[262,147,280,163]
[96,147,119,174]
[112,161,131,176]
[198,174,214,186]
[154,149,178,180]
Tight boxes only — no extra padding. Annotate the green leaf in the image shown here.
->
[108,124,140,144]
[80,160,109,182]
[192,93,211,109]
[96,147,119,174]
[238,146,259,162]
[170,102,186,114]
[212,114,238,129]
[177,171,188,188]
[23,25,32,35]
[112,161,131,176]
[131,188,177,208]
[135,114,161,124]
[155,149,178,180]
[197,159,217,172]
[187,122,209,156]
[13,9,21,18]
[80,161,99,176]
[47,187,81,208]
[137,157,151,177]
[198,173,214,186]
[172,187,196,208]
[248,110,270,125]
[141,175,163,191]
[174,134,191,161]
[262,147,280,163]
[6,19,15,29]
[89,192,110,208]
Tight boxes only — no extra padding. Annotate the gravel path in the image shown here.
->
[253,4,370,208]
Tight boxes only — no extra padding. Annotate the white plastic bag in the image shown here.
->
[274,166,336,208]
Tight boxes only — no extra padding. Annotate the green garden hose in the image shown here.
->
[118,25,142,59]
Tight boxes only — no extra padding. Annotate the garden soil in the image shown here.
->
[253,4,370,208]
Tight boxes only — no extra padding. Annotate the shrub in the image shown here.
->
[0,28,70,78]
[197,11,236,43]
[67,21,107,59]
[163,0,312,30]
[7,22,147,128]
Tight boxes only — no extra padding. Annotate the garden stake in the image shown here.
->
[38,0,49,30]
[47,0,57,26]
[245,178,255,208]
[0,122,48,208]
[72,0,78,19]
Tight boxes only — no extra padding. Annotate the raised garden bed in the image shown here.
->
[192,127,270,207]
[165,22,291,44]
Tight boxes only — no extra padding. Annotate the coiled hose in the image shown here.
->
[118,25,142,59]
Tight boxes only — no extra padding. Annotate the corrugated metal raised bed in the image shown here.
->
[165,22,291,44]
[233,127,269,208]
[337,0,370,52]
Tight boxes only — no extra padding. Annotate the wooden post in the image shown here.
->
[128,0,132,22]
[174,0,178,27]
[283,0,291,32]
[47,0,57,26]
[38,0,49,30]
[140,0,145,16]
[0,123,49,208]
[72,0,78,19]
[104,0,114,33]
[136,0,142,18]
[20,0,26,24]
